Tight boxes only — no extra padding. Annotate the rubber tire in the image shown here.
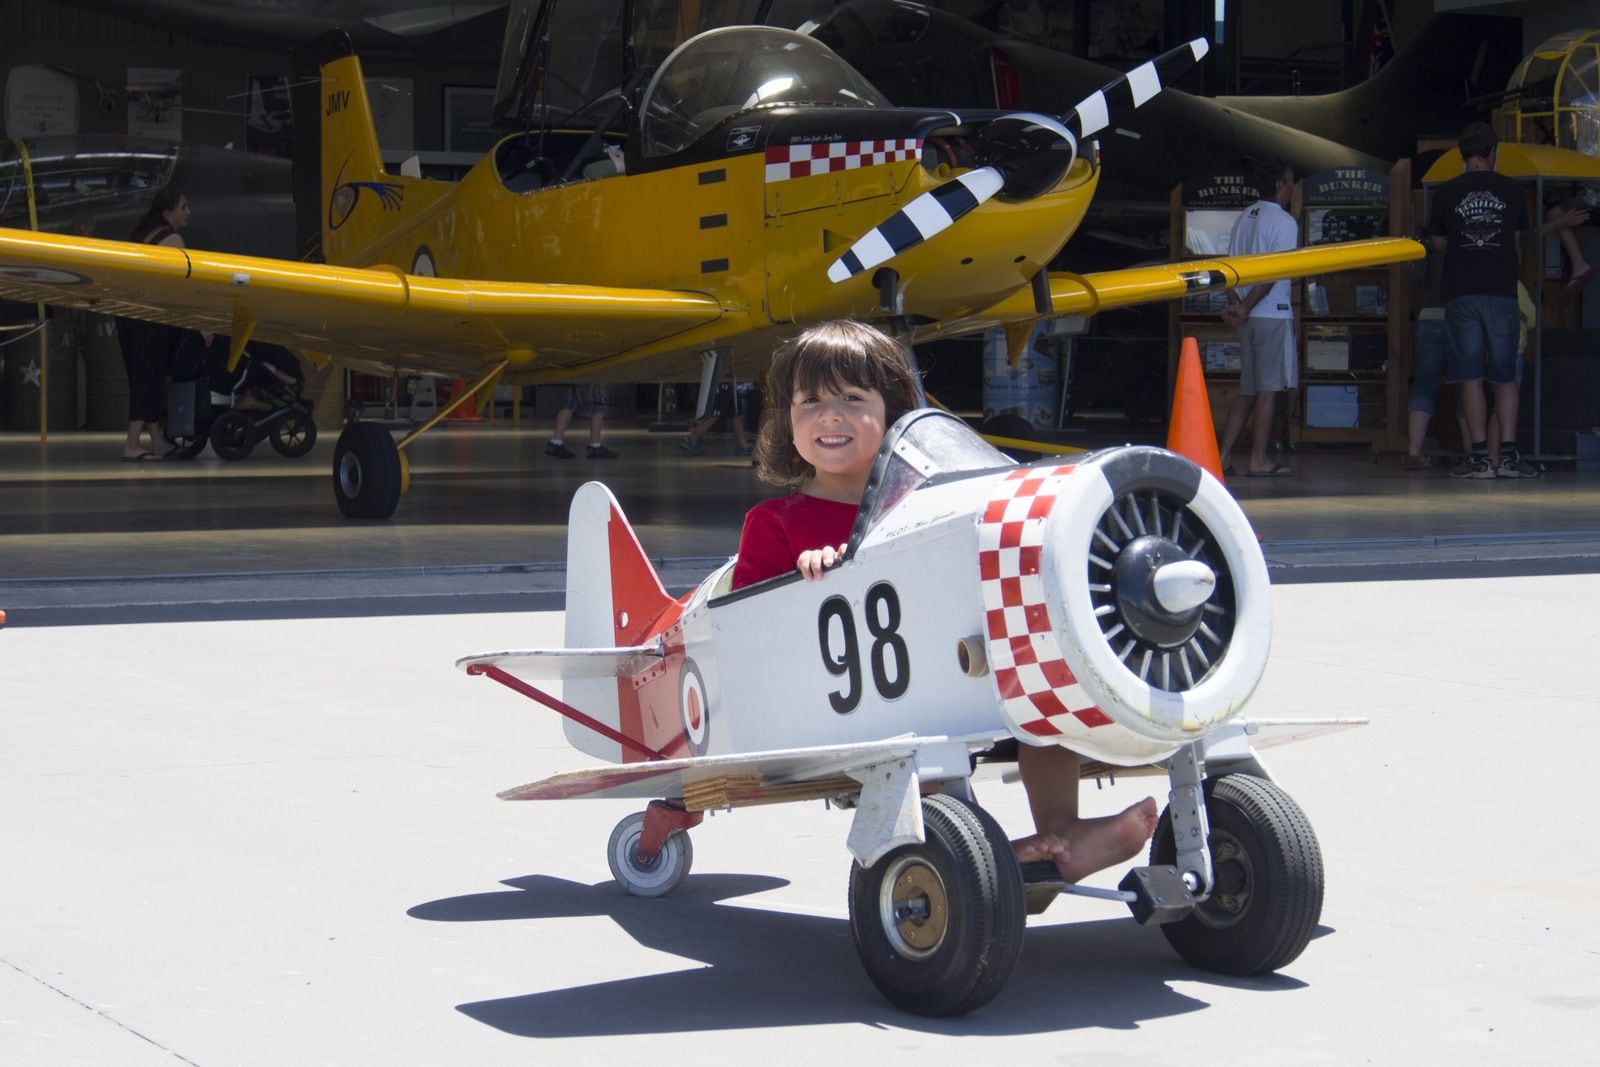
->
[1151,773,1323,976]
[269,408,317,458]
[209,409,257,461]
[332,422,402,519]
[606,811,693,898]
[166,426,208,460]
[848,793,1025,1017]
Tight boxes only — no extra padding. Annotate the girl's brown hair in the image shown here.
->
[754,320,922,488]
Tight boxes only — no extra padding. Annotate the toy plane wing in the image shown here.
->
[0,229,727,378]
[498,736,938,804]
[971,236,1425,322]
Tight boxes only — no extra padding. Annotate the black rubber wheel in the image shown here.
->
[848,793,1025,1017]
[332,422,401,519]
[209,409,257,461]
[1151,773,1323,976]
[166,426,208,460]
[606,810,693,897]
[269,408,317,458]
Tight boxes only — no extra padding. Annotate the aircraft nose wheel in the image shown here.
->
[1150,773,1324,975]
[848,794,1024,1016]
[607,810,694,897]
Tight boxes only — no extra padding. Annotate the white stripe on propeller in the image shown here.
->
[827,167,1004,283]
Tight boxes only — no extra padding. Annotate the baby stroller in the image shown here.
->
[167,335,317,461]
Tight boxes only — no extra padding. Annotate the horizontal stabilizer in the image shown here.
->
[456,640,664,680]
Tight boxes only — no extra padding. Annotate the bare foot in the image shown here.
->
[1049,797,1161,884]
[1012,831,1071,869]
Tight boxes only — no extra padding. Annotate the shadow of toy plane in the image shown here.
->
[409,872,1314,1036]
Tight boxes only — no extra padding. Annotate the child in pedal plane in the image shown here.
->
[731,320,1158,882]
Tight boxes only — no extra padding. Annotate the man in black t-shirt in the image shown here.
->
[1429,122,1529,479]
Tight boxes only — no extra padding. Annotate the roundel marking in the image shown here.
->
[679,658,709,754]
[411,245,436,277]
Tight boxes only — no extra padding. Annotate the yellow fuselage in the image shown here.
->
[340,144,1099,380]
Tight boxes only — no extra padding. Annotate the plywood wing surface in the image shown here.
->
[498,737,925,802]
[0,229,727,377]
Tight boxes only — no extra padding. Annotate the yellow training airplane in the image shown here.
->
[0,0,1422,518]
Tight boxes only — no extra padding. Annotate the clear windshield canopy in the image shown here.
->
[640,26,890,157]
[857,410,1014,535]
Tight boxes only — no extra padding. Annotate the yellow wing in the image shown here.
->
[0,229,731,378]
[964,236,1425,325]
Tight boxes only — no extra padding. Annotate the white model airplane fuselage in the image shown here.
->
[457,413,1357,1015]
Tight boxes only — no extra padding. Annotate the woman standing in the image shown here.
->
[118,190,190,460]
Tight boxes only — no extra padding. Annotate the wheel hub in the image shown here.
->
[338,452,364,498]
[880,857,948,958]
[1194,830,1253,929]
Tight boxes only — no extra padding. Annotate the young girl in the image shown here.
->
[730,320,919,590]
[731,319,1158,882]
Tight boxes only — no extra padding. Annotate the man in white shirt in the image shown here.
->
[1217,159,1298,477]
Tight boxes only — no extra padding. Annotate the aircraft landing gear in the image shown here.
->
[1150,772,1324,975]
[333,421,403,519]
[848,794,1024,1017]
[607,801,702,898]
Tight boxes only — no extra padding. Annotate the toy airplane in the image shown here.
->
[0,0,1422,519]
[458,410,1362,1016]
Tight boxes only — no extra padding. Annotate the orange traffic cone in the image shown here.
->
[1167,336,1225,483]
[445,379,482,421]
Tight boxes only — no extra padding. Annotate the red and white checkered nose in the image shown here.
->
[977,446,1271,766]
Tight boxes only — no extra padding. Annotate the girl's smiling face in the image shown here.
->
[790,381,887,499]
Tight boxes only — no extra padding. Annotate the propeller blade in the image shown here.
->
[1063,37,1209,140]
[827,166,1004,283]
[827,38,1210,285]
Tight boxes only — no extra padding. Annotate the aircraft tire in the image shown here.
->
[210,410,257,461]
[848,793,1024,1017]
[1151,773,1324,976]
[269,409,317,458]
[606,811,693,897]
[333,422,401,519]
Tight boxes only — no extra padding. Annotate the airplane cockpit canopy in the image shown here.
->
[1505,30,1600,157]
[852,409,1013,544]
[639,26,890,157]
[0,138,176,230]
[493,0,837,132]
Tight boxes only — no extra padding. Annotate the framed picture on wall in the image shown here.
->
[444,86,496,153]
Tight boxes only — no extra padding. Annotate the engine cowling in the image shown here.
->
[978,446,1271,765]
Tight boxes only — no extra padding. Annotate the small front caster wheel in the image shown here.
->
[607,810,693,897]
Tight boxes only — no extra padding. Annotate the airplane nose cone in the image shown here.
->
[1152,559,1216,614]
[1110,535,1214,650]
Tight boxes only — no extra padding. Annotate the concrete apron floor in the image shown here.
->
[1,577,1596,1062]
[2,423,1598,618]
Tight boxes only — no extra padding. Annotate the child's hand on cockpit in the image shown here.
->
[796,543,848,581]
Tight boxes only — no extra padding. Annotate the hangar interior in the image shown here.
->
[1,0,1597,611]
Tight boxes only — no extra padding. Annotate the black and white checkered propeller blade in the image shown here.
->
[827,37,1209,285]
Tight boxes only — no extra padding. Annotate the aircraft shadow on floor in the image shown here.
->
[408,872,1312,1036]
